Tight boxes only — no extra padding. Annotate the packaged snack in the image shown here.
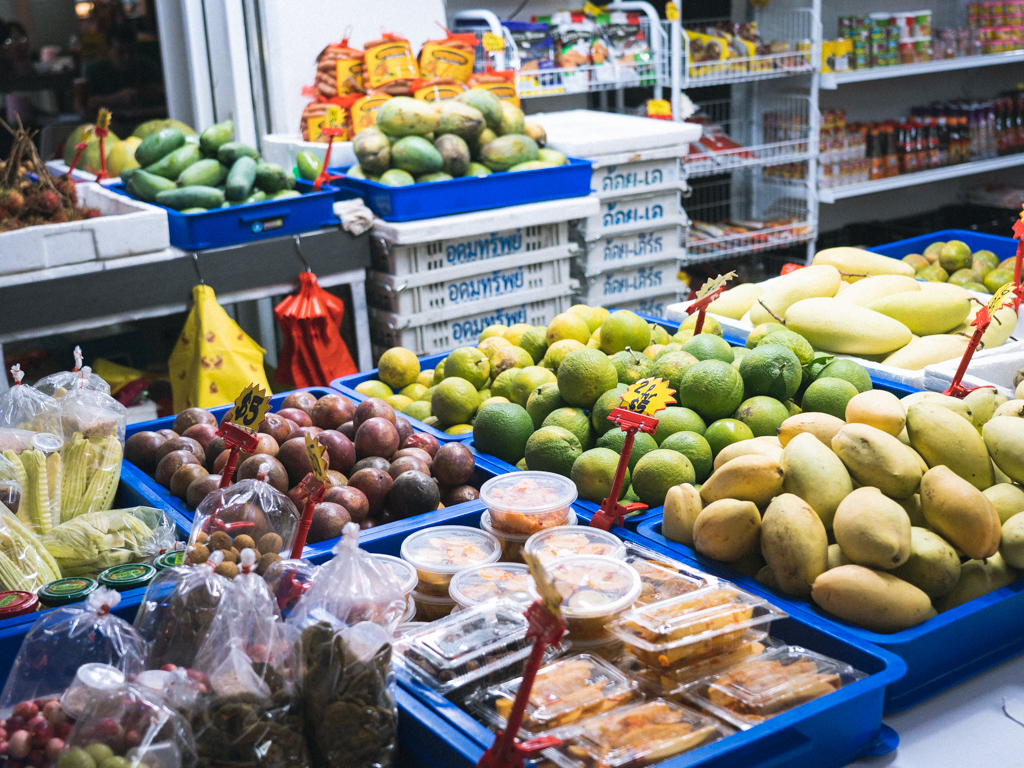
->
[683,645,866,728]
[419,32,477,82]
[0,366,62,440]
[627,557,708,605]
[364,33,420,91]
[599,11,652,85]
[551,11,594,68]
[545,555,641,640]
[350,93,393,134]
[449,562,537,609]
[35,349,111,399]
[0,453,21,515]
[609,586,786,667]
[524,525,625,565]
[480,472,577,535]
[684,29,730,78]
[468,69,520,105]
[400,524,501,596]
[472,654,638,736]
[541,699,731,768]
[481,509,578,564]
[0,501,60,592]
[41,506,176,577]
[505,21,556,71]
[300,97,353,143]
[413,77,467,102]
[315,38,365,99]
[0,587,146,717]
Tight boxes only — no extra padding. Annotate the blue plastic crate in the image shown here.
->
[869,228,1017,262]
[107,180,344,250]
[327,158,593,222]
[635,518,1024,712]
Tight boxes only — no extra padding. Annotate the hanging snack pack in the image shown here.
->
[418,32,477,82]
[59,383,128,523]
[0,588,146,718]
[364,33,420,94]
[412,78,467,102]
[35,349,111,399]
[468,69,519,105]
[505,21,556,71]
[134,551,231,670]
[350,92,393,134]
[315,38,365,100]
[300,96,355,143]
[290,523,404,768]
[0,501,61,592]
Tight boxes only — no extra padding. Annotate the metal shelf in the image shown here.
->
[820,50,1024,89]
[818,153,1024,203]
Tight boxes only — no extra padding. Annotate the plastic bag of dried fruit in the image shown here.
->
[190,549,310,768]
[287,522,404,768]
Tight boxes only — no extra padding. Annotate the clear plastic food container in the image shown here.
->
[609,585,786,667]
[373,552,418,614]
[525,526,626,565]
[411,588,457,621]
[682,645,865,729]
[541,699,732,768]
[400,525,501,596]
[480,472,578,535]
[547,555,642,640]
[471,654,638,737]
[449,563,538,609]
[629,558,709,606]
[481,509,577,563]
[401,596,417,623]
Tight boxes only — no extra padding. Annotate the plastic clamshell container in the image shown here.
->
[525,525,626,565]
[547,555,642,640]
[400,524,502,596]
[630,557,711,606]
[470,653,638,737]
[373,553,419,596]
[479,471,578,535]
[327,158,594,222]
[540,698,733,768]
[448,563,537,609]
[107,180,343,250]
[480,509,577,564]
[412,589,458,622]
[682,645,867,731]
[610,585,787,668]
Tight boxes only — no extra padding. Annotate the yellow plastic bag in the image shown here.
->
[168,285,271,413]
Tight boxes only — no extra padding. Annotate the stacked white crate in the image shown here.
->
[530,110,702,318]
[366,196,599,358]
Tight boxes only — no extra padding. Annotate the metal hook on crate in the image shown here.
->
[191,252,204,284]
[293,235,313,272]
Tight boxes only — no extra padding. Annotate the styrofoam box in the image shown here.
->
[0,183,168,275]
[45,159,112,183]
[576,258,684,307]
[529,109,702,156]
[610,291,684,318]
[591,156,682,200]
[574,187,686,240]
[367,245,573,315]
[927,348,1022,395]
[574,223,684,276]
[370,291,575,355]
[260,132,357,173]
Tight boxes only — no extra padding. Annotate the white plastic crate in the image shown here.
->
[576,259,685,308]
[574,187,686,241]
[0,183,168,275]
[370,291,575,355]
[592,156,682,199]
[530,110,702,157]
[574,223,684,276]
[610,292,685,319]
[367,245,574,315]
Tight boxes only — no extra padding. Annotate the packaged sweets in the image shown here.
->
[0,501,60,592]
[481,509,578,564]
[449,562,537,610]
[0,453,21,515]
[468,70,519,105]
[400,524,501,596]
[350,93,393,134]
[411,588,457,621]
[0,365,63,440]
[505,21,556,71]
[480,472,577,535]
[524,525,625,565]
[682,645,865,728]
[364,33,420,91]
[412,77,467,102]
[419,32,477,82]
[315,38,365,99]
[545,555,641,640]
[626,556,709,606]
[300,97,353,143]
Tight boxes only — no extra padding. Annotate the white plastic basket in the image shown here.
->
[574,187,686,241]
[592,156,682,199]
[610,292,685,319]
[573,223,684,276]
[576,258,685,308]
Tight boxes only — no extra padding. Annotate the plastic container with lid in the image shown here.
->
[481,509,577,563]
[98,563,157,591]
[0,590,38,618]
[540,698,732,768]
[682,645,865,729]
[60,662,125,718]
[154,550,185,570]
[449,563,538,610]
[546,555,642,640]
[400,525,501,596]
[525,525,626,565]
[38,576,98,607]
[401,597,418,623]
[479,472,578,535]
[411,589,458,621]
[629,557,709,606]
[609,585,786,668]
[471,653,638,737]
[373,553,419,596]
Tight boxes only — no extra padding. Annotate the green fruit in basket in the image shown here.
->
[353,127,391,175]
[145,143,200,180]
[464,162,492,177]
[403,401,433,421]
[759,330,814,367]
[650,352,699,398]
[225,156,258,201]
[178,158,228,188]
[556,349,618,410]
[525,382,566,429]
[135,127,185,166]
[127,169,176,201]
[508,160,559,172]
[598,427,658,473]
[591,384,629,435]
[524,121,547,147]
[746,322,787,349]
[133,118,195,139]
[457,89,503,130]
[391,136,444,175]
[380,168,415,187]
[474,402,534,464]
[434,134,471,177]
[544,407,594,451]
[243,189,267,205]
[734,396,790,438]
[611,348,653,385]
[217,141,260,165]
[818,359,872,393]
[480,135,539,172]
[537,148,567,165]
[377,97,441,137]
[510,366,557,408]
[572,448,629,503]
[599,310,651,355]
[525,426,582,477]
[296,150,322,180]
[519,326,548,364]
[660,431,713,483]
[436,101,485,140]
[432,376,479,426]
[498,102,526,136]
[156,185,225,210]
[417,171,453,183]
[475,127,498,150]
[963,282,989,293]
[255,161,294,193]
[444,347,490,389]
[938,240,973,273]
[677,360,745,422]
[972,250,1000,276]
[682,334,734,364]
[984,268,1013,294]
[271,189,300,200]
[199,119,234,155]
[802,377,859,420]
[916,264,948,282]
[345,164,369,180]
[948,268,981,287]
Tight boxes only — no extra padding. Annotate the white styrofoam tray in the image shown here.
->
[574,223,684,276]
[926,349,1023,396]
[45,159,114,183]
[260,133,357,174]
[0,182,169,275]
[576,258,685,307]
[575,187,686,240]
[529,110,702,157]
[591,156,682,200]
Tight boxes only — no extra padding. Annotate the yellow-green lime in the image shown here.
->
[541,339,585,370]
[571,448,630,503]
[759,330,814,366]
[680,314,723,336]
[524,426,583,477]
[738,343,802,400]
[402,400,433,421]
[587,338,602,349]
[985,268,1012,294]
[651,351,700,398]
[491,368,519,400]
[939,240,972,273]
[477,396,510,413]
[473,402,534,464]
[355,380,393,398]
[591,384,629,435]
[556,349,618,410]
[599,310,651,354]
[704,419,755,457]
[519,326,549,364]
[611,348,654,385]
[546,312,592,346]
[973,250,999,275]
[478,388,491,402]
[418,386,435,402]
[431,376,479,426]
[654,343,684,360]
[479,324,507,340]
[510,366,557,408]
[653,407,706,443]
[492,345,534,376]
[682,334,735,363]
[503,323,534,346]
[632,449,696,507]
[590,327,601,342]
[444,347,490,389]
[418,370,435,387]
[816,359,871,393]
[731,348,748,370]
[478,336,513,360]
[386,395,413,412]
[801,377,858,419]
[526,382,568,429]
[516,458,528,470]
[644,345,666,360]
[733,396,790,438]
[923,241,945,261]
[597,428,658,473]
[623,485,641,504]
[446,424,474,435]
[400,383,428,400]
[746,322,786,349]
[672,330,694,344]
[543,407,594,450]
[433,361,446,384]
[377,347,420,389]
[785,400,802,416]
[568,304,604,333]
[659,431,713,482]
[649,324,671,345]
[677,360,745,422]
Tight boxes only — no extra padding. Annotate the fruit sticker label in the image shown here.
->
[620,377,675,416]
[230,383,271,430]
[304,433,329,483]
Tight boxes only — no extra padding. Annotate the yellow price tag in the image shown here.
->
[229,383,271,429]
[665,1,679,21]
[620,377,676,416]
[646,99,672,117]
[96,108,111,130]
[304,433,329,483]
[583,1,606,16]
[697,271,737,300]
[988,282,1017,314]
[523,551,563,622]
[482,32,505,52]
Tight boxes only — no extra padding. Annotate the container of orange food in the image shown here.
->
[525,525,626,565]
[481,509,578,563]
[401,525,502,596]
[479,472,578,535]
[449,563,538,610]
[546,555,642,641]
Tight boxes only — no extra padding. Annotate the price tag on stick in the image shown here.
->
[943,282,1024,398]
[685,272,736,335]
[216,383,266,488]
[93,109,112,181]
[229,383,272,429]
[290,435,329,558]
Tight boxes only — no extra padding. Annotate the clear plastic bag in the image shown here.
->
[191,550,310,768]
[0,366,63,440]
[134,551,231,670]
[35,350,111,399]
[187,478,301,579]
[289,523,404,768]
[40,506,178,578]
[0,453,23,516]
[0,501,61,592]
[0,588,146,716]
[261,558,319,619]
[58,384,128,522]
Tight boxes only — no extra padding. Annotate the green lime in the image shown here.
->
[446,424,474,435]
[503,323,534,346]
[916,264,949,282]
[386,394,413,412]
[631,449,696,507]
[597,428,658,473]
[817,359,872,393]
[516,458,528,470]
[733,396,790,438]
[519,326,549,363]
[431,376,479,426]
[923,241,945,261]
[649,323,672,345]
[510,366,557,407]
[659,431,713,482]
[650,351,700,398]
[948,268,981,287]
[972,250,999,276]
[680,314,722,336]
[355,380,392,398]
[525,426,583,477]
[526,382,568,429]
[543,407,594,450]
[801,377,859,419]
[418,385,435,402]
[546,312,592,345]
[377,347,420,389]
[477,396,509,413]
[479,324,507,341]
[676,359,746,422]
[654,343,683,360]
[644,344,666,361]
[433,360,446,384]
[400,382,428,400]
[568,304,604,333]
[492,345,534,376]
[985,268,1013,294]
[556,349,619,410]
[444,347,491,389]
[653,406,706,443]
[491,368,519,401]
[610,348,654,385]
[785,399,802,416]
[592,384,630,436]
[417,369,434,387]
[738,343,802,400]
[682,334,735,363]
[746,322,786,349]
[938,240,972,273]
[474,402,534,464]
[571,447,630,503]
[479,336,513,361]
[623,485,641,504]
[704,419,755,457]
[599,310,651,354]
[759,330,814,366]
[541,339,586,370]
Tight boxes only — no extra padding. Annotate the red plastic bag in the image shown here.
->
[274,272,357,388]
